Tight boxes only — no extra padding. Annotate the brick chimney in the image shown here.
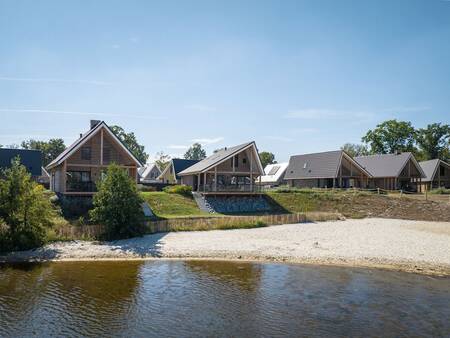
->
[90,120,101,129]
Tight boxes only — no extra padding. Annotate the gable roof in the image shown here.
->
[284,150,371,180]
[260,162,289,184]
[354,152,425,178]
[172,159,200,179]
[178,141,264,176]
[419,159,450,182]
[139,163,162,180]
[46,121,142,169]
[0,148,42,176]
[158,158,200,181]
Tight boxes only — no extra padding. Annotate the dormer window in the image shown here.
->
[303,162,307,169]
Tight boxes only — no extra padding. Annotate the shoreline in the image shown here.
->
[4,255,449,277]
[1,218,449,276]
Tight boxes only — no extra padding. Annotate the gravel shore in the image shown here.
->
[2,218,449,275]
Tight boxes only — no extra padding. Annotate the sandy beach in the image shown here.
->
[2,218,449,275]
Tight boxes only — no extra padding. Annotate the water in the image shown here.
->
[0,261,449,338]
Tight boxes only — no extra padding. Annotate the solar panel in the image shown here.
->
[268,166,280,175]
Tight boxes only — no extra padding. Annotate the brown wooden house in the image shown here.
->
[178,141,265,194]
[46,120,142,195]
[418,159,450,192]
[354,152,425,191]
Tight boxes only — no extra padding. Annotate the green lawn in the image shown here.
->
[141,192,210,218]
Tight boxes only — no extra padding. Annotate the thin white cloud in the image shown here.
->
[191,137,224,145]
[185,104,217,112]
[380,106,431,113]
[130,37,140,43]
[0,76,114,86]
[112,44,121,49]
[265,136,294,142]
[285,109,374,120]
[0,108,167,120]
[168,144,189,150]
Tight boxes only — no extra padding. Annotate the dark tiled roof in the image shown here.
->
[419,159,450,182]
[172,159,200,179]
[0,148,42,176]
[178,141,260,175]
[354,152,424,178]
[284,150,344,179]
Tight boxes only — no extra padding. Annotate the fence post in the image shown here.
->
[377,188,380,195]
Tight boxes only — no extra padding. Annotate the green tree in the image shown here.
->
[0,158,55,252]
[259,151,277,168]
[21,138,66,166]
[184,143,207,160]
[155,151,171,171]
[362,119,417,154]
[341,143,369,157]
[415,123,450,161]
[90,164,145,240]
[110,125,149,165]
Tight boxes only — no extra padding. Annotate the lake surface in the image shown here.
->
[0,260,449,338]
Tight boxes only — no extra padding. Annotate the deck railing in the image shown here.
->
[66,181,97,192]
[200,184,262,193]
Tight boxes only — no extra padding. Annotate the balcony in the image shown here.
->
[66,181,97,193]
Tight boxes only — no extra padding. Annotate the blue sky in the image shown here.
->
[1,0,449,163]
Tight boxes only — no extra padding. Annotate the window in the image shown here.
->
[68,171,91,182]
[243,158,247,164]
[81,147,91,160]
[103,147,111,162]
[440,166,446,177]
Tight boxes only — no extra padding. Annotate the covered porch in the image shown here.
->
[192,172,263,193]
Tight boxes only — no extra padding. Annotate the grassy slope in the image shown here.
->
[141,192,209,218]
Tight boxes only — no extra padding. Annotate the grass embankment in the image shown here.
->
[141,192,210,218]
[267,189,450,222]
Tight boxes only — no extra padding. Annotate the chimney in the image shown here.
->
[79,133,83,139]
[90,120,101,129]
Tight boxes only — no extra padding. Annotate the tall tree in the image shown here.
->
[184,143,207,160]
[21,138,66,166]
[0,158,55,251]
[90,164,145,240]
[415,123,450,161]
[259,151,277,168]
[155,151,171,170]
[110,125,149,165]
[362,119,417,154]
[341,143,369,157]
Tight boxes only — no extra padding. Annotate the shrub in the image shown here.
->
[57,195,93,218]
[429,188,450,195]
[0,158,55,252]
[163,184,193,196]
[137,184,157,192]
[90,164,146,240]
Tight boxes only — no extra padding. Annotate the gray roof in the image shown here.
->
[354,152,424,178]
[47,121,142,169]
[419,159,449,182]
[0,148,42,176]
[285,150,368,179]
[178,141,262,175]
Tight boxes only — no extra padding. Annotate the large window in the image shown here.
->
[440,165,446,177]
[81,147,91,160]
[68,171,91,182]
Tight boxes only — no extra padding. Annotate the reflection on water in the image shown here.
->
[0,261,449,337]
